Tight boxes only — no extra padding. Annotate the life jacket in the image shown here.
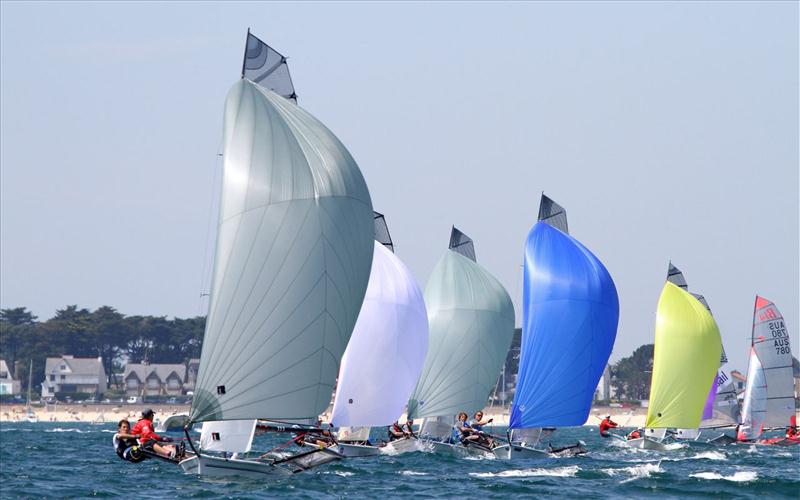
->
[131,418,162,444]
[599,419,617,435]
[628,430,641,439]
[387,423,404,440]
[113,434,145,462]
[470,420,483,432]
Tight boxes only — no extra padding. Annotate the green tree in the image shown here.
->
[612,344,654,400]
[0,307,38,372]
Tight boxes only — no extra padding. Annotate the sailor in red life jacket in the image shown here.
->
[598,415,618,437]
[131,408,178,459]
[627,428,642,440]
[786,415,799,441]
[388,420,408,441]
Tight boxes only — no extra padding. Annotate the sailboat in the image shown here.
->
[657,265,739,442]
[26,361,38,423]
[494,195,618,459]
[178,31,375,477]
[406,227,515,457]
[326,212,429,457]
[625,263,722,450]
[736,296,796,445]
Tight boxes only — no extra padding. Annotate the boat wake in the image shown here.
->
[468,465,580,478]
[601,462,663,483]
[399,471,428,476]
[45,427,93,434]
[689,471,758,482]
[666,451,726,462]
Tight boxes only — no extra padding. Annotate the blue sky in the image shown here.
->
[1,1,797,373]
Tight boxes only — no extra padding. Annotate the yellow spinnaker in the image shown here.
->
[645,281,722,429]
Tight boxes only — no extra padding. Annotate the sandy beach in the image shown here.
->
[1,403,649,428]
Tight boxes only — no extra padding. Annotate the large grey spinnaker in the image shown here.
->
[407,227,515,420]
[190,78,373,424]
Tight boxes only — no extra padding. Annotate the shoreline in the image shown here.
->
[0,404,650,428]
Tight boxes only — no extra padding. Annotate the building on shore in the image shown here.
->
[594,364,614,401]
[123,362,187,397]
[0,360,21,396]
[41,356,107,398]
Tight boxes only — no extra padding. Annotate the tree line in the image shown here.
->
[0,306,205,391]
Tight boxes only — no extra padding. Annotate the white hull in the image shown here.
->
[624,437,681,451]
[492,443,549,459]
[26,415,38,423]
[180,447,342,478]
[428,440,493,458]
[336,442,383,457]
[383,437,419,455]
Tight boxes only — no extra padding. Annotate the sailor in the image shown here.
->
[470,411,495,447]
[388,420,406,441]
[627,428,642,440]
[404,419,416,438]
[131,408,178,459]
[453,412,480,445]
[598,415,618,437]
[786,415,798,440]
[112,419,142,461]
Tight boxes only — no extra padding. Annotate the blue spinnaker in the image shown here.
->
[509,221,619,429]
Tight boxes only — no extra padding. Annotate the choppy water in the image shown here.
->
[1,422,798,498]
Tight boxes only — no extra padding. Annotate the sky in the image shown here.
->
[1,1,797,374]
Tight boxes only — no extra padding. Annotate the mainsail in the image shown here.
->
[190,78,374,423]
[331,214,429,427]
[509,197,619,429]
[242,30,297,102]
[739,349,767,440]
[645,280,722,429]
[407,227,515,419]
[742,296,794,434]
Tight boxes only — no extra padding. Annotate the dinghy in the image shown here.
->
[407,228,515,458]
[735,296,796,446]
[179,31,374,477]
[25,361,38,423]
[625,264,721,451]
[325,213,428,458]
[495,195,617,459]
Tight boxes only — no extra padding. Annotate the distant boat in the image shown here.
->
[25,361,38,424]
[494,195,618,459]
[327,212,429,457]
[738,296,795,443]
[178,30,374,478]
[625,263,721,451]
[407,227,515,458]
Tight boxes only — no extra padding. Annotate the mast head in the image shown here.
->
[449,226,476,261]
[666,262,688,290]
[538,194,568,234]
[242,31,297,103]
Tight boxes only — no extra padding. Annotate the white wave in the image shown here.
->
[602,462,663,483]
[45,427,93,433]
[323,471,354,477]
[690,471,758,482]
[400,471,428,476]
[469,465,580,478]
[666,451,727,462]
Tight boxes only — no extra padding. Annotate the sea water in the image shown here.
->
[0,422,797,498]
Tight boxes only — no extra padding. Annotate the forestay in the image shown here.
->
[331,220,429,427]
[509,210,618,429]
[190,79,374,423]
[645,281,721,429]
[407,228,515,419]
[750,296,794,427]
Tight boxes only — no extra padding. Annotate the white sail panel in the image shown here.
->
[739,349,767,440]
[191,80,373,423]
[200,420,257,453]
[751,296,794,427]
[331,241,429,427]
[336,426,371,442]
[407,246,515,419]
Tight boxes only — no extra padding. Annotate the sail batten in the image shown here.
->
[190,78,373,423]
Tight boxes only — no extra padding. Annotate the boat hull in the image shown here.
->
[624,437,676,451]
[492,444,549,459]
[383,437,419,455]
[427,440,493,458]
[336,442,383,457]
[179,454,293,478]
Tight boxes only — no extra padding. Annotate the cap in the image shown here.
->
[142,408,155,418]
[605,415,611,419]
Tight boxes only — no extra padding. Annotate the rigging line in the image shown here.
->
[198,138,224,316]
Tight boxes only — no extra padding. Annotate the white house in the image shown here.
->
[0,360,21,396]
[124,363,187,397]
[41,355,107,398]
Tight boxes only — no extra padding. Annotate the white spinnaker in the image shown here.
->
[190,80,373,423]
[331,241,429,427]
[740,349,767,440]
[200,420,257,453]
[407,250,515,419]
[752,297,794,427]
